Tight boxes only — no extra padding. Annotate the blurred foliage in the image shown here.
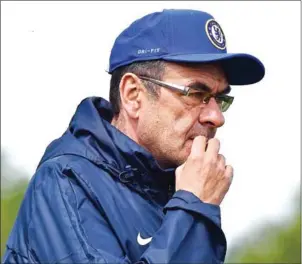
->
[1,150,29,259]
[1,149,301,263]
[226,190,301,263]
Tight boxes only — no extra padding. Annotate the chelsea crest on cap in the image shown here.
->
[205,19,227,50]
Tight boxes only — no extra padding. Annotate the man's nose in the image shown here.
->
[199,97,225,128]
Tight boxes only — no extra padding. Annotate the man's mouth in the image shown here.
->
[188,134,212,149]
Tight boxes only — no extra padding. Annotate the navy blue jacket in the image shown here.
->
[3,97,227,263]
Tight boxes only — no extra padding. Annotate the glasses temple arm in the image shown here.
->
[139,76,190,95]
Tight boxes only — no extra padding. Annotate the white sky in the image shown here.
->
[1,1,301,251]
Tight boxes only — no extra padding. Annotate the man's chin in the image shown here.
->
[185,138,194,153]
[160,151,189,168]
[157,141,192,168]
[173,147,191,167]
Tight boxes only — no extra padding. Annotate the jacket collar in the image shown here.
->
[41,97,176,203]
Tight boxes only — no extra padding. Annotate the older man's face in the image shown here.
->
[136,62,229,168]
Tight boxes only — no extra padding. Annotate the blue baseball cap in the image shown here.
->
[108,9,265,85]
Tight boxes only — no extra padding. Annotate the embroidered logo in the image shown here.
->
[205,19,226,50]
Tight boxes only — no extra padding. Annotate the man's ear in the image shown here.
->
[119,73,142,119]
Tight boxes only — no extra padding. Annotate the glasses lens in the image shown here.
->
[186,91,234,112]
[186,90,208,104]
[218,96,234,112]
[220,101,230,112]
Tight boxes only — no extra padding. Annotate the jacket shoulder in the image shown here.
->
[35,154,114,187]
[4,155,113,263]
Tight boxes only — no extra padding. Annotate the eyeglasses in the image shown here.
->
[138,76,234,112]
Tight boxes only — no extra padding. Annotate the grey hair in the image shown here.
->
[109,60,166,115]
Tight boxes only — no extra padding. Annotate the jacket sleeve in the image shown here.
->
[2,162,226,264]
[142,190,226,263]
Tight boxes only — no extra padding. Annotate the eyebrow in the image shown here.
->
[187,81,232,95]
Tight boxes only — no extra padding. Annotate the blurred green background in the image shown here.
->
[1,149,301,263]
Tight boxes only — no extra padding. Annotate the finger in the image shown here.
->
[225,165,234,184]
[175,162,185,177]
[217,154,226,166]
[218,165,234,200]
[190,136,207,158]
[206,138,220,157]
[217,154,226,173]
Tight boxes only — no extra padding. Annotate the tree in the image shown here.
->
[226,190,301,263]
[1,150,29,259]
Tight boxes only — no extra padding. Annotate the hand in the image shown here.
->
[175,136,233,205]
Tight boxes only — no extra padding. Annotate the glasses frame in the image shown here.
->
[138,75,234,112]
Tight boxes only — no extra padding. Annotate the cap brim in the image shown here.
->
[162,53,265,85]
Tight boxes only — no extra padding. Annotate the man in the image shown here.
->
[3,9,264,263]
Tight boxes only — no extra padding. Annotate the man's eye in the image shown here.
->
[188,91,206,100]
[189,91,203,96]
